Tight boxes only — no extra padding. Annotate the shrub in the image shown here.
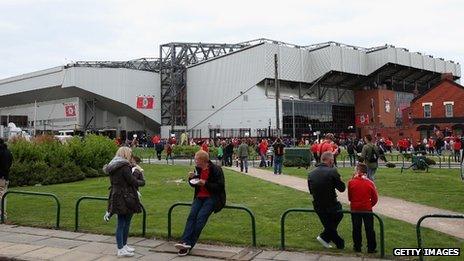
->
[8,134,117,187]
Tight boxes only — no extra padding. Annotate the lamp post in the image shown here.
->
[290,96,295,146]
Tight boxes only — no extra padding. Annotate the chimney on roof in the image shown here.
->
[441,73,453,81]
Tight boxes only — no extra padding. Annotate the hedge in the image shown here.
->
[8,134,118,187]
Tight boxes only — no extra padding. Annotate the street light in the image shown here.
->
[290,96,295,146]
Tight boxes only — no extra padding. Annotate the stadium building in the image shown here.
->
[0,39,460,141]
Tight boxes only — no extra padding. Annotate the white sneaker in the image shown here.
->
[103,211,111,222]
[117,248,134,257]
[316,236,333,248]
[123,245,135,252]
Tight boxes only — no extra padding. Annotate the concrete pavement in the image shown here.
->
[0,224,385,261]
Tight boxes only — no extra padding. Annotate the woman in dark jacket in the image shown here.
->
[103,147,145,257]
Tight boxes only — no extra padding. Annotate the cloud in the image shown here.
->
[0,0,462,79]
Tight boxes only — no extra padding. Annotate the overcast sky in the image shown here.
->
[1,0,462,79]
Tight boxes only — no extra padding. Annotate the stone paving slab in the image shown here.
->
[75,233,112,242]
[51,250,104,261]
[72,241,117,255]
[254,250,281,259]
[47,230,85,239]
[1,233,49,244]
[18,246,71,260]
[151,242,239,259]
[272,251,321,261]
[31,237,88,249]
[134,238,165,248]
[0,241,15,249]
[0,243,44,258]
[138,252,178,261]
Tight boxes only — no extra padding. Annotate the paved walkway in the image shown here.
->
[225,166,464,239]
[0,224,384,261]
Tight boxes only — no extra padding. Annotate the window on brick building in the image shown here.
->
[423,104,431,118]
[444,102,453,118]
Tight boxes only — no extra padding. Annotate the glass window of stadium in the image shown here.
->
[282,100,354,138]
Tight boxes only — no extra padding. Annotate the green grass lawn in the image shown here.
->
[4,164,463,260]
[273,166,464,213]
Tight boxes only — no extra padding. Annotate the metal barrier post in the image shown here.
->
[280,208,385,258]
[168,202,256,247]
[448,155,452,169]
[75,196,147,236]
[1,190,61,229]
[416,214,464,261]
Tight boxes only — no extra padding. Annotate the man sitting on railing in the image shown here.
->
[175,150,226,256]
[348,163,378,254]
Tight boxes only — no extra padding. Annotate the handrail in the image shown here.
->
[168,202,256,247]
[280,208,385,258]
[416,214,464,261]
[1,190,61,229]
[75,196,147,236]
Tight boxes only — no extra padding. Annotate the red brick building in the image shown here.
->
[403,76,464,140]
[354,74,464,143]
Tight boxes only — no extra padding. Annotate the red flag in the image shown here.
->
[136,96,154,109]
[355,113,369,126]
[64,104,77,117]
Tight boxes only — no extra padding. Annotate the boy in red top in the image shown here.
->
[348,163,378,253]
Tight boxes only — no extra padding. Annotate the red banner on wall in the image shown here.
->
[64,104,77,117]
[136,96,154,109]
[355,113,370,126]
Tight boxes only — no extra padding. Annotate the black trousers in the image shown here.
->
[351,213,376,251]
[315,205,344,249]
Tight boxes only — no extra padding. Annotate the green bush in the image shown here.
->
[8,134,117,187]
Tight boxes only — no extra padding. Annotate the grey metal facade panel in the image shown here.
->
[187,43,271,132]
[410,53,423,68]
[308,47,332,81]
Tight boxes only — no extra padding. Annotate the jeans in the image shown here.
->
[181,197,216,248]
[274,155,283,174]
[259,153,267,167]
[224,154,233,167]
[348,154,356,167]
[240,156,248,172]
[0,179,8,216]
[351,213,376,252]
[367,167,377,182]
[315,203,344,249]
[116,214,133,249]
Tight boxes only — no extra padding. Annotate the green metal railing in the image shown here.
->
[74,196,147,236]
[416,214,464,261]
[1,190,61,229]
[167,202,256,247]
[280,208,385,258]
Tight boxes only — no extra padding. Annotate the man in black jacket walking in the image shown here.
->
[175,150,226,256]
[0,138,13,218]
[308,151,346,249]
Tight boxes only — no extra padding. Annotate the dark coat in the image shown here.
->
[308,163,345,211]
[104,157,145,215]
[0,144,13,180]
[189,161,226,213]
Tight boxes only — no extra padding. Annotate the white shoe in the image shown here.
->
[123,245,135,252]
[316,236,333,248]
[117,248,134,257]
[103,211,111,222]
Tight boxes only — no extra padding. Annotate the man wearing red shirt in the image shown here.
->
[311,141,320,164]
[175,150,226,256]
[348,163,378,253]
[258,139,268,167]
